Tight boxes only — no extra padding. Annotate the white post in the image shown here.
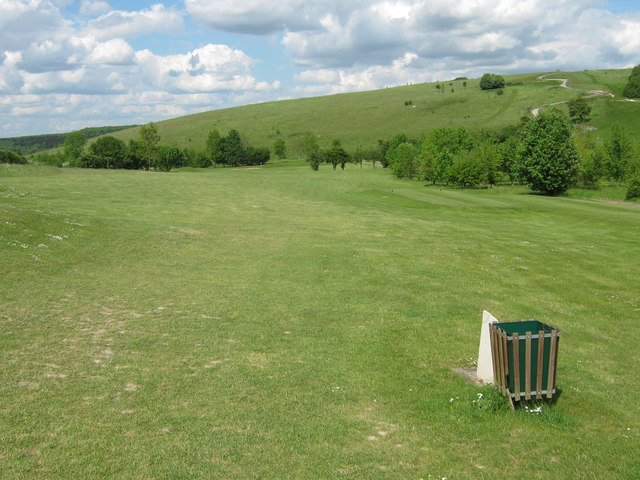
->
[477,311,499,384]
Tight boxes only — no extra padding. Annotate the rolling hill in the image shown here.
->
[103,68,636,154]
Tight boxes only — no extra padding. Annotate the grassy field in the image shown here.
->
[99,68,635,154]
[1,164,639,479]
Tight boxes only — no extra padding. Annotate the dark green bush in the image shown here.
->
[626,176,640,200]
[0,150,27,164]
[480,73,505,90]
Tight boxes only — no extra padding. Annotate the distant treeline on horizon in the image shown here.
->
[0,125,138,156]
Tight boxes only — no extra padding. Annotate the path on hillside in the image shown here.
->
[530,74,614,116]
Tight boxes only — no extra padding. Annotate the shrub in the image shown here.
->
[32,152,64,167]
[626,176,640,200]
[0,150,27,164]
[479,73,505,90]
[446,156,485,188]
[246,146,270,165]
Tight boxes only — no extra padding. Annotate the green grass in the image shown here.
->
[2,165,639,479]
[0,164,61,177]
[106,71,585,152]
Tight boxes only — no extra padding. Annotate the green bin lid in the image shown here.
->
[493,320,559,336]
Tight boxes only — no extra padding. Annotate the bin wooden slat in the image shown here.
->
[525,332,532,400]
[536,329,545,400]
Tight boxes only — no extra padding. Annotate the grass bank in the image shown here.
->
[1,165,639,479]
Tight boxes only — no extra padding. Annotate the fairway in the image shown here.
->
[1,165,639,479]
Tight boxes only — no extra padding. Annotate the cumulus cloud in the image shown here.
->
[131,44,279,94]
[186,0,639,75]
[0,0,69,51]
[86,4,183,40]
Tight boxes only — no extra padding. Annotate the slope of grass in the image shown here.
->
[1,165,639,479]
[108,71,585,152]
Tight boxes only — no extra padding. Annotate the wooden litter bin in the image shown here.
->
[489,320,560,409]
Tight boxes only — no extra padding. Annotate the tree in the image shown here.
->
[419,127,474,183]
[139,122,160,170]
[497,136,519,184]
[578,149,604,189]
[63,131,85,162]
[206,130,223,166]
[516,109,579,195]
[603,125,634,185]
[273,137,287,160]
[622,65,640,98]
[125,140,144,170]
[86,136,127,169]
[325,140,350,170]
[389,142,418,179]
[308,150,323,171]
[383,134,410,167]
[156,145,186,172]
[446,155,485,188]
[479,73,505,90]
[568,97,592,123]
[299,132,322,170]
[299,132,319,159]
[221,129,246,166]
[476,141,499,186]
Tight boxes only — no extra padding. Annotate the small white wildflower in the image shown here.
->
[477,393,484,399]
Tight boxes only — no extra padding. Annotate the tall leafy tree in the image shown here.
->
[138,122,160,171]
[86,136,127,169]
[389,142,418,179]
[568,97,592,123]
[63,131,85,162]
[325,139,350,170]
[156,145,186,172]
[603,125,634,185]
[516,109,579,195]
[221,129,246,166]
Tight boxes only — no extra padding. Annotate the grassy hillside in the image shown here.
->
[2,164,639,478]
[103,68,635,153]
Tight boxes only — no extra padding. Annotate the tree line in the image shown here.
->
[296,109,638,199]
[376,109,639,197]
[32,124,271,171]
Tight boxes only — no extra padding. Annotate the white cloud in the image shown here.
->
[79,0,111,17]
[86,4,183,40]
[0,0,69,51]
[85,38,134,65]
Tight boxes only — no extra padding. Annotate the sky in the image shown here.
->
[1,0,639,137]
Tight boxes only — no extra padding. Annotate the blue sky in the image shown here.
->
[1,0,638,137]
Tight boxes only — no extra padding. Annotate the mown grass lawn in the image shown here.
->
[1,164,639,479]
